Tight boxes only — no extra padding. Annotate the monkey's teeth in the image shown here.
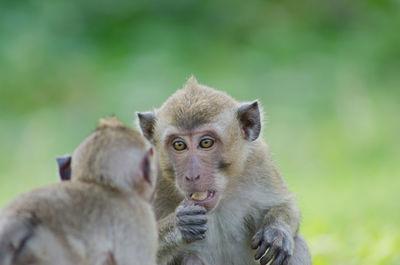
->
[191,192,208,201]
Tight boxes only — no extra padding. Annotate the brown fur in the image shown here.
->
[0,117,158,265]
[159,76,237,130]
[138,77,311,265]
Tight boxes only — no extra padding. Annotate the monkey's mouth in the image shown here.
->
[188,190,216,202]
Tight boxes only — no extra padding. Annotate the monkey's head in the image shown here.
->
[137,77,262,211]
[57,116,157,202]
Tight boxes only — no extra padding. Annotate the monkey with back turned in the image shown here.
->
[0,117,158,265]
[137,77,312,265]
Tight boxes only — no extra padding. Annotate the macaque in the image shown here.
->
[137,77,311,265]
[0,117,158,265]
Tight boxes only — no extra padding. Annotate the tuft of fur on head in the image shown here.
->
[157,76,237,131]
[97,116,125,130]
[186,74,198,86]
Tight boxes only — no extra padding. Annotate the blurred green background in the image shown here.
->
[1,0,399,264]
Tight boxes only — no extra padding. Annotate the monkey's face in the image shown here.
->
[163,126,227,211]
[137,78,263,211]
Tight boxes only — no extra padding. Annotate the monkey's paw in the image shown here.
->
[176,204,208,243]
[251,225,294,265]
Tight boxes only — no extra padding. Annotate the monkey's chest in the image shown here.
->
[187,215,259,265]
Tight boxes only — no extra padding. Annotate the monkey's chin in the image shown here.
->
[187,190,219,211]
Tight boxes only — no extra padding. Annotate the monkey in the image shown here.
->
[0,116,158,265]
[137,76,312,265]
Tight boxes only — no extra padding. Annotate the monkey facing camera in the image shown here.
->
[137,77,312,265]
[0,116,158,265]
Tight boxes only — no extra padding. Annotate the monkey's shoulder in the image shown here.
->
[0,181,145,225]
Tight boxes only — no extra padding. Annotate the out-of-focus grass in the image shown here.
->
[0,1,399,264]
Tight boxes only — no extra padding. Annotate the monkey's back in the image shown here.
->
[0,180,158,265]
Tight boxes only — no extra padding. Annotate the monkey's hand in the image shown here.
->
[176,202,208,243]
[251,225,294,265]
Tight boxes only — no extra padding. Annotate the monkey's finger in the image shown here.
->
[251,230,263,249]
[270,250,285,265]
[254,241,269,260]
[181,225,207,242]
[191,231,206,239]
[182,232,206,242]
[176,205,207,216]
[177,215,207,226]
[180,224,208,235]
[192,234,206,241]
[281,255,291,265]
[260,244,279,265]
[192,224,208,234]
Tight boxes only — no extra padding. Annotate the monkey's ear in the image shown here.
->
[56,155,72,181]
[237,101,261,141]
[137,112,156,142]
[140,148,153,185]
[136,147,156,202]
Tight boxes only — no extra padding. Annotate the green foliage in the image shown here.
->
[0,1,399,264]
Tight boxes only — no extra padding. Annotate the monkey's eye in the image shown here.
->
[173,140,187,151]
[199,138,214,149]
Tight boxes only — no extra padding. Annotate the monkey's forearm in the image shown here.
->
[264,199,300,236]
[157,203,208,263]
[157,213,182,260]
[251,198,301,265]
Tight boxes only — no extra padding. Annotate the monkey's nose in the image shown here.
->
[185,175,200,182]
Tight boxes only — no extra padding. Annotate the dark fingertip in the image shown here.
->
[260,246,278,265]
[259,257,267,265]
[254,242,268,260]
[193,234,206,241]
[198,225,208,233]
[260,255,274,265]
[254,249,262,260]
[282,256,290,265]
[271,253,285,265]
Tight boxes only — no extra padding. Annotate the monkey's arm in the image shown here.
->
[157,204,207,263]
[251,197,300,265]
[157,212,181,260]
[264,197,300,236]
[0,213,36,265]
